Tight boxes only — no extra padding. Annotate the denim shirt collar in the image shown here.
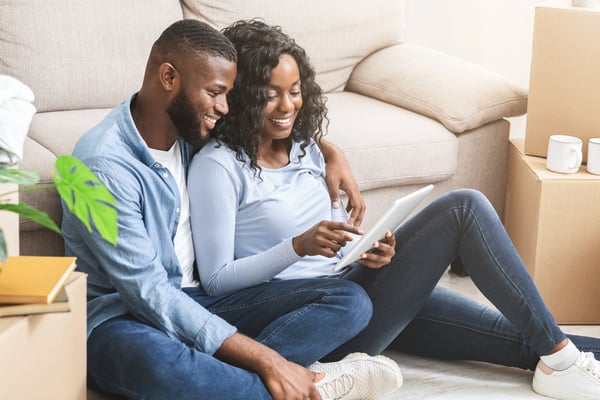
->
[119,93,195,172]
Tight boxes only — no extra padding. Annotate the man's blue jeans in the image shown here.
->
[87,278,372,399]
[327,189,600,370]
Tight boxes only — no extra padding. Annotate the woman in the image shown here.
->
[188,20,600,400]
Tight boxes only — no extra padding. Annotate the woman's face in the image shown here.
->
[261,53,303,141]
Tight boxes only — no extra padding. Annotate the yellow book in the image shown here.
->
[0,256,77,304]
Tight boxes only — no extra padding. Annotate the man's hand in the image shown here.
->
[317,138,366,227]
[259,353,324,400]
[215,333,323,400]
[356,230,396,269]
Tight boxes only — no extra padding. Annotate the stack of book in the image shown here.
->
[0,256,77,317]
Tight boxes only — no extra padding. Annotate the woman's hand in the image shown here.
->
[356,231,396,269]
[292,220,363,258]
[318,138,366,227]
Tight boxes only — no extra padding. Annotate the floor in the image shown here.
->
[380,270,600,399]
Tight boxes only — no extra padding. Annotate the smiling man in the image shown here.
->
[61,19,398,400]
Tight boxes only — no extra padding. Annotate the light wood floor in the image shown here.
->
[381,271,600,399]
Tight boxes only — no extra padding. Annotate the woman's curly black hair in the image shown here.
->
[212,19,328,174]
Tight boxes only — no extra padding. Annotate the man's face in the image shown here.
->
[168,56,236,147]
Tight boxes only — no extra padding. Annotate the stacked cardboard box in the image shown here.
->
[525,1,600,162]
[0,272,87,399]
[503,1,600,324]
[504,140,600,324]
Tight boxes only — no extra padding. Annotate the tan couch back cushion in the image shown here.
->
[182,0,405,93]
[0,0,183,113]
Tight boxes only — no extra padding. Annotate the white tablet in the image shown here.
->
[333,184,434,271]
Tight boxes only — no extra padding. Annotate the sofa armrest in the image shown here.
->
[345,43,528,134]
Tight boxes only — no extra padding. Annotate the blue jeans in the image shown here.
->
[326,189,600,370]
[87,278,372,400]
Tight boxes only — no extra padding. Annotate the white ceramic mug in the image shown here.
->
[587,138,600,175]
[546,135,583,174]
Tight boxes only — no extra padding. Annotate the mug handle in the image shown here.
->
[570,147,583,170]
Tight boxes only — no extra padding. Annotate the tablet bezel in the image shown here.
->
[333,184,434,271]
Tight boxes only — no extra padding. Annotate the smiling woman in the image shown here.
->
[209,20,326,177]
[187,19,600,400]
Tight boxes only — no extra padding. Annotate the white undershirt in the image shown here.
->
[148,142,198,288]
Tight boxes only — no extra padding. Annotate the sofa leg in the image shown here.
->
[450,256,469,277]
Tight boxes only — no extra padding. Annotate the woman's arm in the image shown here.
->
[188,154,302,296]
[316,138,366,227]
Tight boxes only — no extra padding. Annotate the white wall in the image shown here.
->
[404,0,549,138]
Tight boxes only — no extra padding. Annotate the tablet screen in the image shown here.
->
[334,184,433,271]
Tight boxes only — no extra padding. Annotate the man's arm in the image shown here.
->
[216,333,323,400]
[317,137,366,227]
[64,159,236,354]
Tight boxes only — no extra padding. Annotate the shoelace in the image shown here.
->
[319,374,354,399]
[576,352,600,378]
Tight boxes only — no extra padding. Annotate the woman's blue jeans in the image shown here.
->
[327,189,600,370]
[87,278,372,400]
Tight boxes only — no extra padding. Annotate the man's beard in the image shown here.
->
[167,89,207,148]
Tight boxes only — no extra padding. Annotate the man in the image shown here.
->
[62,19,402,400]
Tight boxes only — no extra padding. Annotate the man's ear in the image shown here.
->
[159,62,179,91]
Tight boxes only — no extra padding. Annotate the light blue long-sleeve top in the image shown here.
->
[188,138,354,296]
[62,95,236,355]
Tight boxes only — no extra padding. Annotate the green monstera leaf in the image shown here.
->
[1,167,60,264]
[0,202,60,234]
[0,155,118,264]
[0,230,5,264]
[0,168,39,185]
[52,156,118,247]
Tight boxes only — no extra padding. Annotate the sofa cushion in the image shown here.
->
[181,0,405,93]
[20,109,112,232]
[324,92,457,191]
[347,44,528,134]
[0,0,182,113]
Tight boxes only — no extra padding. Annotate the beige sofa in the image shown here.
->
[0,0,527,398]
[0,0,527,261]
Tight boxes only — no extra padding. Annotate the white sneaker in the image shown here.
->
[309,352,403,400]
[532,351,600,400]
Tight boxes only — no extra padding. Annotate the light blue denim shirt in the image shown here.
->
[62,94,237,355]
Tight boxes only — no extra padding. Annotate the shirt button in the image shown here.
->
[162,172,169,178]
[176,208,180,213]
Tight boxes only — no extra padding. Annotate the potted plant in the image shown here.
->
[0,156,118,265]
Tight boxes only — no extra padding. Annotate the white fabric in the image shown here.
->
[0,75,36,165]
[148,142,198,288]
[540,340,581,371]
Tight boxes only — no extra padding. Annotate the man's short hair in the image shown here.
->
[153,19,237,64]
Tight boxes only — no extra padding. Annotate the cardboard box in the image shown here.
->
[503,139,600,324]
[525,1,600,162]
[0,272,87,400]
